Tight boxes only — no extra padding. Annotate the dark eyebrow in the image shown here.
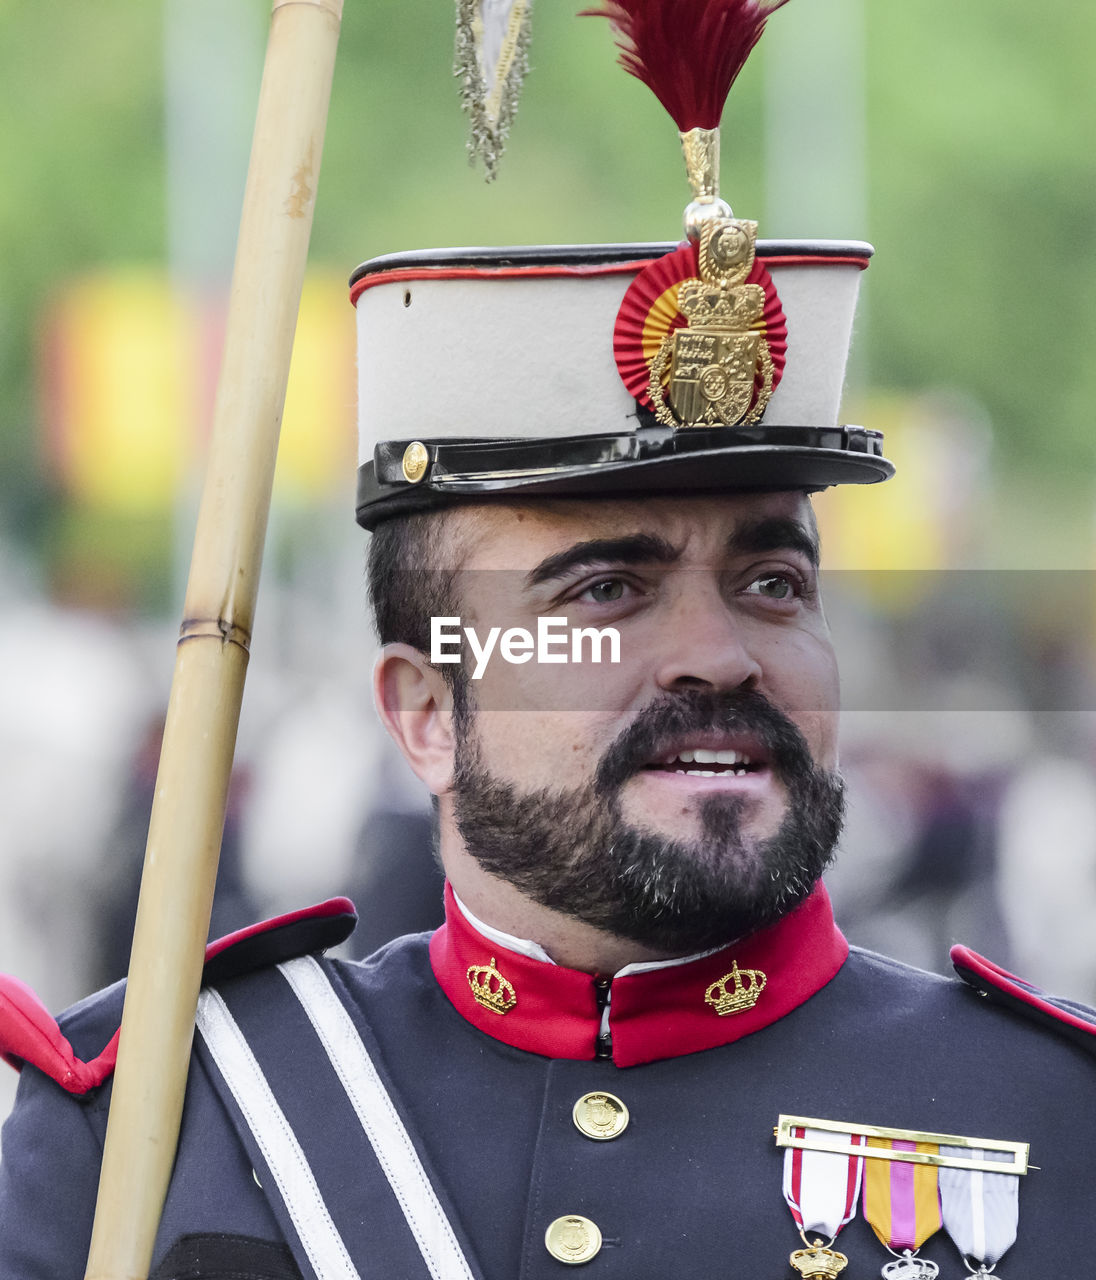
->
[525,533,681,588]
[726,516,820,568]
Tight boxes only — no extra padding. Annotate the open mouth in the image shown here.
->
[643,745,769,780]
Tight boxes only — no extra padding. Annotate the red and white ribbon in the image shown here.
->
[783,1126,867,1238]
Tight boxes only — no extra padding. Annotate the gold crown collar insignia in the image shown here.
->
[704,959,767,1016]
[467,956,518,1015]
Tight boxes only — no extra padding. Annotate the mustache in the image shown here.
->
[593,688,822,795]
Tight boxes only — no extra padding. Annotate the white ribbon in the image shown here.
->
[938,1146,1019,1269]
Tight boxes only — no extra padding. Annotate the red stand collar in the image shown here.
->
[429,882,848,1067]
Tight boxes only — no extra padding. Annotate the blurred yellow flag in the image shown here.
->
[42,269,354,514]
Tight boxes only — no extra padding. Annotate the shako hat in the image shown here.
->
[351,0,894,531]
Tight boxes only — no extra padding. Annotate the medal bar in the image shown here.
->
[775,1117,1028,1176]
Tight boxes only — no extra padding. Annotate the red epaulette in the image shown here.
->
[952,944,1096,1059]
[0,897,357,1096]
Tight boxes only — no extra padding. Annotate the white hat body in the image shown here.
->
[353,242,871,466]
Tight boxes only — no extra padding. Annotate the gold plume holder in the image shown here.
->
[681,126,721,199]
[775,1116,1030,1176]
[680,125,733,239]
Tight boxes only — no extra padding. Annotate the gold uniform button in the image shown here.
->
[572,1091,629,1141]
[400,441,429,484]
[544,1215,603,1265]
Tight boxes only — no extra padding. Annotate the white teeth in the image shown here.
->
[667,748,753,767]
[679,766,751,779]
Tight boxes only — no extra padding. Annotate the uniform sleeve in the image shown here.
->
[0,1064,107,1279]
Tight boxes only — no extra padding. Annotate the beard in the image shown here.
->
[451,687,845,954]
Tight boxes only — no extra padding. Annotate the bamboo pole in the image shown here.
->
[84,2,343,1275]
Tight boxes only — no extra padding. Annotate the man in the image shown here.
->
[2,216,1095,1277]
[373,490,842,974]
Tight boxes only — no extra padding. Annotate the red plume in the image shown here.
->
[582,0,791,131]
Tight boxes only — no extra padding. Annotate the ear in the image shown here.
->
[374,643,457,796]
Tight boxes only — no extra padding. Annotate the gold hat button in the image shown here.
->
[544,1215,602,1265]
[572,1091,629,1141]
[401,440,429,484]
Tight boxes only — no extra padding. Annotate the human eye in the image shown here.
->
[576,575,635,605]
[554,570,651,616]
[744,573,797,599]
[738,565,815,607]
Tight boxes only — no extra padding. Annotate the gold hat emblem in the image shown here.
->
[704,959,766,1016]
[649,217,775,429]
[466,956,517,1015]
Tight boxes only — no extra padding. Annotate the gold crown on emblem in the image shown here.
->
[789,1243,849,1279]
[677,219,763,330]
[704,960,767,1016]
[466,957,517,1015]
[677,277,765,331]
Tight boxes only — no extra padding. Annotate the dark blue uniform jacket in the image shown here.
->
[0,885,1093,1279]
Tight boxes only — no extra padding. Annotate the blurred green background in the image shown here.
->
[2,0,1095,600]
[3,4,1096,1100]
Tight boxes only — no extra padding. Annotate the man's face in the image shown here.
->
[437,490,844,952]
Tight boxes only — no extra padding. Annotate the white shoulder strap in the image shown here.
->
[196,956,476,1280]
[196,983,360,1280]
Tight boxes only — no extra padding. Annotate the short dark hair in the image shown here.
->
[367,511,457,651]
[368,508,476,734]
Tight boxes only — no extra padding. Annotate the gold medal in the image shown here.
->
[778,1118,1028,1280]
[789,1239,849,1278]
[779,1122,866,1278]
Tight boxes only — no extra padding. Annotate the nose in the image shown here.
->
[651,575,762,693]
